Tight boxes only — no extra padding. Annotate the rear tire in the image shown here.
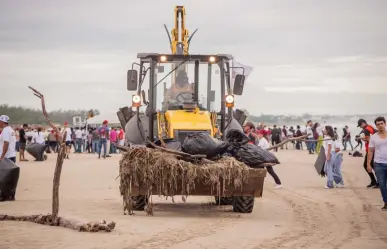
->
[132,195,148,210]
[233,196,255,213]
[214,196,234,205]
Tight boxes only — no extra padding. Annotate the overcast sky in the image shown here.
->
[1,0,386,122]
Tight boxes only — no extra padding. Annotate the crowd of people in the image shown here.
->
[241,117,387,210]
[0,116,125,162]
[248,122,364,155]
[60,120,125,159]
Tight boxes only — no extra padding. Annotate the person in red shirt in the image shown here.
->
[118,127,125,146]
[358,119,378,188]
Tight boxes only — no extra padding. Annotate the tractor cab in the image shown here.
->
[126,53,245,145]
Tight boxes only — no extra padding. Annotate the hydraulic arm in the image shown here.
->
[164,6,198,55]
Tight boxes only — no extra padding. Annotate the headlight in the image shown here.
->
[132,94,141,104]
[225,94,234,108]
[225,94,234,104]
[209,56,216,63]
[160,55,167,62]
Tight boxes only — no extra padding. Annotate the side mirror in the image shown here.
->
[233,74,245,95]
[127,70,138,91]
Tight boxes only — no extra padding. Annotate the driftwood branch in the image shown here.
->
[0,214,115,232]
[28,86,64,221]
[28,86,66,221]
[159,136,167,148]
[267,134,308,151]
[51,133,67,221]
[300,138,333,142]
[28,86,62,141]
[115,143,131,152]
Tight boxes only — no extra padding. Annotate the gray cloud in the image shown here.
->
[1,0,387,121]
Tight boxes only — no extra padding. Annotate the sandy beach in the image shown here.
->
[1,149,386,249]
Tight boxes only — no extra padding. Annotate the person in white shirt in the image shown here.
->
[258,132,269,150]
[25,129,34,145]
[32,127,46,144]
[62,121,72,159]
[257,130,282,189]
[323,125,344,189]
[368,116,387,211]
[0,115,17,163]
[74,127,83,153]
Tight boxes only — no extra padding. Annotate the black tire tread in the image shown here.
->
[233,196,255,213]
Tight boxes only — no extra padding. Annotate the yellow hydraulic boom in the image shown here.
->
[164,6,198,55]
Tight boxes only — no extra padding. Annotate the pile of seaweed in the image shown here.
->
[119,147,251,213]
[119,129,280,215]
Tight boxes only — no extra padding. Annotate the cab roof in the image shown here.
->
[136,53,233,61]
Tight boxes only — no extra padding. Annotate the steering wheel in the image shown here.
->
[175,92,194,103]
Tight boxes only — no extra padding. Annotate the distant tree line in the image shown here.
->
[240,109,324,124]
[0,104,89,125]
[1,104,366,127]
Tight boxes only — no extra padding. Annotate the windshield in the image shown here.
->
[154,60,222,112]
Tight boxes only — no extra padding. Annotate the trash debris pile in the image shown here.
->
[182,130,280,167]
[119,129,279,214]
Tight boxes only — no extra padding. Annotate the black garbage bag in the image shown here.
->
[352,151,363,157]
[234,143,280,167]
[154,139,182,151]
[225,129,250,145]
[0,158,20,201]
[182,132,229,158]
[26,143,47,161]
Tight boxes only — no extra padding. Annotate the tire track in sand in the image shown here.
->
[256,187,362,249]
[282,188,363,249]
[255,189,329,249]
[122,207,240,249]
[343,171,387,244]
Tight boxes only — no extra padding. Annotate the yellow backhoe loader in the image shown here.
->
[120,6,266,213]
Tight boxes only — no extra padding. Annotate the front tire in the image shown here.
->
[233,196,255,213]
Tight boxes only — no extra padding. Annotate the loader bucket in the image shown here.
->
[117,106,135,128]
